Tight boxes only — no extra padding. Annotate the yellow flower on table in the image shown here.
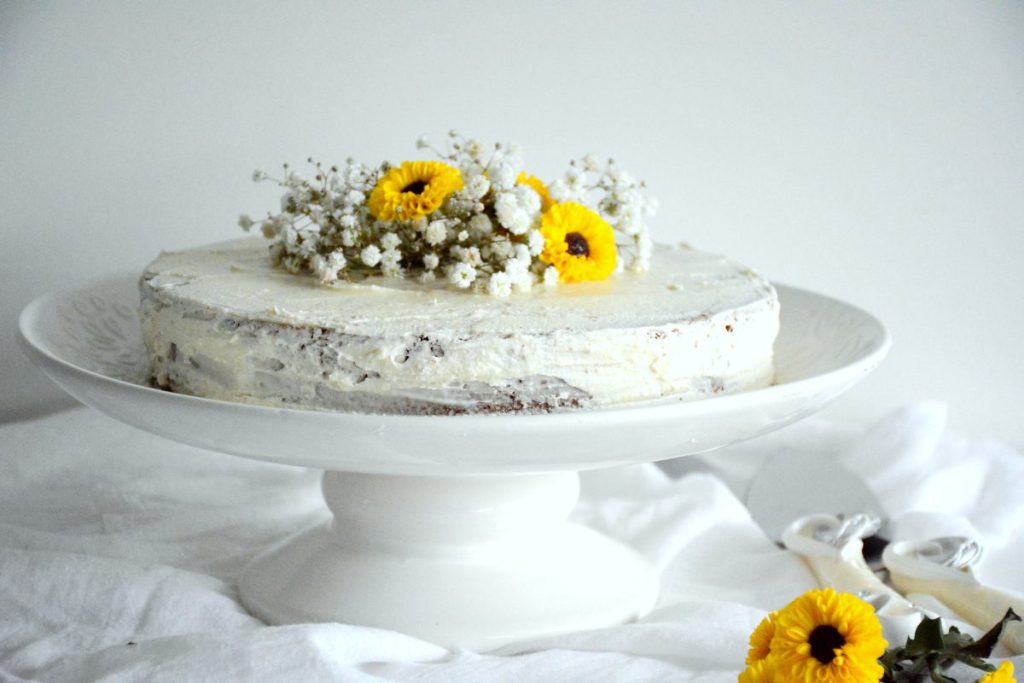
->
[367,160,463,222]
[539,202,617,283]
[746,611,778,664]
[770,588,886,683]
[979,662,1016,683]
[516,172,554,212]
[738,656,776,683]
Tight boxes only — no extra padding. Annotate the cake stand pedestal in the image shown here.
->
[239,471,658,650]
[18,277,889,651]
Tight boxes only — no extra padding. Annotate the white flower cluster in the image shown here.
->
[240,133,657,295]
[547,154,658,273]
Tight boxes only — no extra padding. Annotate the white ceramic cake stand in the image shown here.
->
[18,275,889,651]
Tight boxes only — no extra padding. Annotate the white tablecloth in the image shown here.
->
[0,403,1020,682]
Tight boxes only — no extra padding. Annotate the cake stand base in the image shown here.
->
[238,471,660,651]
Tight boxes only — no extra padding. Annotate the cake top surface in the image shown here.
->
[143,237,775,335]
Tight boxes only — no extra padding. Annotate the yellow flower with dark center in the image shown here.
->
[979,662,1016,683]
[367,160,463,222]
[539,202,617,283]
[771,588,886,683]
[746,612,778,664]
[739,657,776,683]
[516,172,554,211]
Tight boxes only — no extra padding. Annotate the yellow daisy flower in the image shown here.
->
[771,588,887,683]
[516,172,554,211]
[738,656,776,683]
[539,202,617,283]
[746,612,778,664]
[979,662,1016,683]
[367,160,463,222]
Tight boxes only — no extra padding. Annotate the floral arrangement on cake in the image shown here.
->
[239,132,657,295]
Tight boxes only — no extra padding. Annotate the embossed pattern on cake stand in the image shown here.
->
[18,276,889,651]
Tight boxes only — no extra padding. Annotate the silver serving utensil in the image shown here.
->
[746,450,890,564]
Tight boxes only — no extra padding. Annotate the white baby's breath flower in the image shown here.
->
[339,214,357,229]
[327,250,347,274]
[487,271,513,297]
[464,174,490,200]
[510,268,533,292]
[489,237,514,260]
[419,271,436,283]
[410,216,428,232]
[468,213,492,235]
[345,190,366,206]
[512,243,531,263]
[415,135,430,150]
[543,266,559,288]
[514,184,541,215]
[506,209,531,235]
[494,192,518,225]
[380,248,402,269]
[464,138,484,158]
[360,244,381,267]
[252,169,267,182]
[261,221,277,239]
[380,233,402,251]
[487,161,516,190]
[238,214,254,230]
[448,262,477,288]
[340,229,356,247]
[457,230,469,242]
[582,154,601,172]
[527,229,544,256]
[464,246,482,266]
[423,253,440,270]
[425,220,447,246]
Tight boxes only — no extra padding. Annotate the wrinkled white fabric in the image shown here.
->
[0,404,1020,682]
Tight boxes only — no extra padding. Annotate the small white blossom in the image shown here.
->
[507,209,531,235]
[489,238,514,260]
[464,246,482,266]
[252,169,267,182]
[339,214,357,229]
[514,184,541,214]
[464,139,484,158]
[543,266,560,288]
[380,248,402,269]
[512,243,531,263]
[423,253,440,270]
[238,214,254,230]
[464,174,490,200]
[448,262,477,288]
[487,272,513,297]
[360,244,381,267]
[340,229,356,247]
[380,233,402,250]
[457,230,469,242]
[527,229,545,256]
[261,221,277,239]
[345,190,366,206]
[468,213,492,235]
[425,220,447,246]
[410,216,428,232]
[582,154,601,172]
[487,161,516,190]
[419,271,436,283]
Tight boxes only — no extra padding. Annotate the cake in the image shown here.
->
[140,134,780,414]
[140,237,779,414]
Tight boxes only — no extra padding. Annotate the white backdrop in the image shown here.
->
[2,2,1022,444]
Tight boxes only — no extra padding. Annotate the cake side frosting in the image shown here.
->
[140,237,779,414]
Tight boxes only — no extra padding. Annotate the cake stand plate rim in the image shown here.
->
[18,274,890,475]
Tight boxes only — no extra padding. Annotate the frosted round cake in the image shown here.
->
[140,237,779,414]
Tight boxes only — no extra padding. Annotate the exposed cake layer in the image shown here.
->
[140,238,779,414]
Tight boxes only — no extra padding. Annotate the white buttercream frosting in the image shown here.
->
[140,237,779,414]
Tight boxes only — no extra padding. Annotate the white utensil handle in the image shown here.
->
[888,573,1024,655]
